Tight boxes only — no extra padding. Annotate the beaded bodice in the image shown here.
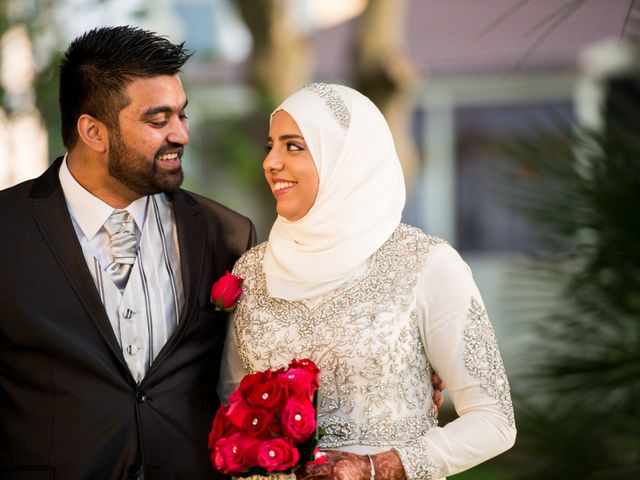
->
[231,224,445,448]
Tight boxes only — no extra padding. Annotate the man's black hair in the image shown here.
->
[59,25,192,149]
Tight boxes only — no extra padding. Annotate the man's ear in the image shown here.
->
[77,114,109,153]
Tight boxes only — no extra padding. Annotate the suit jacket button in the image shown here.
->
[136,391,147,403]
[128,465,140,478]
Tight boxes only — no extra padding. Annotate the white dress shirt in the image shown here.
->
[59,155,147,267]
[59,155,184,382]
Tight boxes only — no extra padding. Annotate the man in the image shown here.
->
[0,26,254,479]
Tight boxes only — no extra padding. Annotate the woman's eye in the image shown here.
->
[265,144,273,153]
[287,142,303,151]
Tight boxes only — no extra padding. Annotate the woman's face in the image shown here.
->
[263,110,319,221]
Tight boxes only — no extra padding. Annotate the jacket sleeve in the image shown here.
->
[216,251,253,404]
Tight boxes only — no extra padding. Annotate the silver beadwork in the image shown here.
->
[230,225,514,480]
[321,413,438,448]
[303,83,351,129]
[464,298,515,427]
[232,225,444,457]
[396,443,436,480]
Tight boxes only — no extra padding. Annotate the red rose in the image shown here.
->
[210,271,243,312]
[308,448,328,465]
[237,370,273,396]
[227,371,282,429]
[279,367,318,398]
[208,406,237,448]
[281,395,316,443]
[208,359,323,476]
[257,437,300,472]
[288,358,320,378]
[241,406,276,438]
[227,370,269,407]
[225,397,252,429]
[246,378,288,409]
[211,432,261,474]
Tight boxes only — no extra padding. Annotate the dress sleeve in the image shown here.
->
[216,314,247,405]
[395,243,516,479]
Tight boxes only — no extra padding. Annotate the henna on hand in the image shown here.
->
[297,450,370,479]
[297,449,406,480]
[371,450,407,480]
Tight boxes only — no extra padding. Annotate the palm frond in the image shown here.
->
[500,102,640,476]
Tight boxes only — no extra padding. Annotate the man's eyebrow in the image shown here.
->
[141,100,189,119]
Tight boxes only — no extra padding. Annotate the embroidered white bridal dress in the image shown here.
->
[219,224,516,480]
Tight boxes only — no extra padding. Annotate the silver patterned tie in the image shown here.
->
[103,209,137,291]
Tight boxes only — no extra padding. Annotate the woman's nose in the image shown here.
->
[263,149,283,172]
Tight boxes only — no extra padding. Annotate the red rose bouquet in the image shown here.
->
[209,359,324,477]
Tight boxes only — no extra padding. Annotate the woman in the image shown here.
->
[218,84,516,479]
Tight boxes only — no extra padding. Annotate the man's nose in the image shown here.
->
[168,117,189,145]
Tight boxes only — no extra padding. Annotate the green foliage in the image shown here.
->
[0,0,151,161]
[187,94,277,240]
[194,115,265,186]
[502,106,640,477]
[1,1,69,159]
[33,49,64,158]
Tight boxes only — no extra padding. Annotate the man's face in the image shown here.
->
[108,74,189,196]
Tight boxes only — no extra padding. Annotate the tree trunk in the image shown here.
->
[353,0,421,188]
[233,0,312,108]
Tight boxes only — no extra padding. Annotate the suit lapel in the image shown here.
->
[29,158,132,379]
[173,190,206,324]
[147,189,206,370]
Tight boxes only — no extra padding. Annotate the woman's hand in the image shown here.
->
[296,450,406,480]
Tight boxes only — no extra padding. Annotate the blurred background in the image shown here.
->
[1,0,639,478]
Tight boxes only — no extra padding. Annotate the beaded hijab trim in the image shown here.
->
[304,83,351,130]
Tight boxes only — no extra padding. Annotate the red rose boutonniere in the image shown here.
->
[210,271,243,312]
[208,359,325,478]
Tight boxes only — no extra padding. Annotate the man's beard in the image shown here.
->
[108,133,184,197]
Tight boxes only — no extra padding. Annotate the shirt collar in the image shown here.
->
[59,154,148,240]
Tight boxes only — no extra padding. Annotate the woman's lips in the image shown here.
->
[273,180,296,196]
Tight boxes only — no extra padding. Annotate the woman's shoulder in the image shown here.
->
[232,241,268,276]
[391,223,466,269]
[392,223,450,254]
[394,225,477,287]
[397,223,447,244]
[371,224,452,277]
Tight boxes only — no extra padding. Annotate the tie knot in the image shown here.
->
[104,209,137,264]
[104,210,137,290]
[104,210,134,237]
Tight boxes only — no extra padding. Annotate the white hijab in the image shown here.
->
[263,83,406,300]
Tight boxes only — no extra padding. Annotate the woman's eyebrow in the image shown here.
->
[279,134,304,141]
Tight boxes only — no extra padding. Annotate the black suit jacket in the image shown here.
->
[0,158,256,479]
